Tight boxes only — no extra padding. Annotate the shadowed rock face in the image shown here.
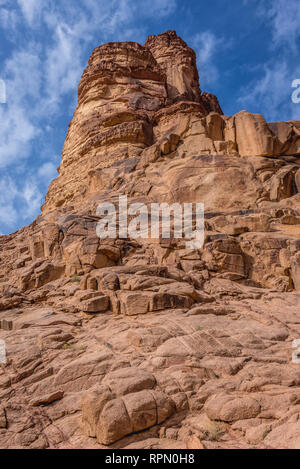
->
[1,31,300,450]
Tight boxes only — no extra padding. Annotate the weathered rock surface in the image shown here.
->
[1,30,300,449]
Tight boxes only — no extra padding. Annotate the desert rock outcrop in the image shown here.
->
[1,31,300,449]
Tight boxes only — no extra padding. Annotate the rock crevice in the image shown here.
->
[1,31,300,450]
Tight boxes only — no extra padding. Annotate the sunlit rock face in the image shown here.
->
[42,31,223,214]
[43,40,167,212]
[145,30,201,103]
[1,31,300,450]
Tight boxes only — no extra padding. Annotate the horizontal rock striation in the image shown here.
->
[1,31,300,450]
[42,31,222,214]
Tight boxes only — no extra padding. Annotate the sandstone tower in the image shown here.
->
[1,31,300,450]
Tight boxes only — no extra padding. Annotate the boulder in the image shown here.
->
[97,390,175,445]
[81,295,110,313]
[205,393,261,422]
[235,111,275,157]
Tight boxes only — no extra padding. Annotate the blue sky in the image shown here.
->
[0,0,300,235]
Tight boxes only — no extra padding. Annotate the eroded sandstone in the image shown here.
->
[1,30,300,450]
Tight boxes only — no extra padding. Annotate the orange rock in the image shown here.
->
[1,30,300,450]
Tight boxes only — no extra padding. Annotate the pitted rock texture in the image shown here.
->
[1,31,300,450]
[145,30,202,103]
[42,31,222,214]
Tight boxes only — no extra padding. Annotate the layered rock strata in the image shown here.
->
[1,31,300,450]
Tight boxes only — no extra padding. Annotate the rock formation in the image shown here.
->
[1,31,300,449]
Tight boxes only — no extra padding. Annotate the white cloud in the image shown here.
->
[237,61,300,122]
[137,0,176,18]
[0,106,37,168]
[0,6,19,31]
[0,50,42,167]
[259,0,300,51]
[44,23,83,111]
[0,176,18,227]
[22,178,43,219]
[237,0,300,122]
[191,31,223,88]
[0,175,43,229]
[17,0,43,26]
[38,162,57,180]
[5,50,42,101]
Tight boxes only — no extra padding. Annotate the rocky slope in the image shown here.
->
[0,30,300,449]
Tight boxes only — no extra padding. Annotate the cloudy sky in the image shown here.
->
[0,0,299,235]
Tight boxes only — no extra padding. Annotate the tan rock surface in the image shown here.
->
[1,30,300,449]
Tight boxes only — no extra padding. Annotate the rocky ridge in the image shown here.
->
[0,31,300,449]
